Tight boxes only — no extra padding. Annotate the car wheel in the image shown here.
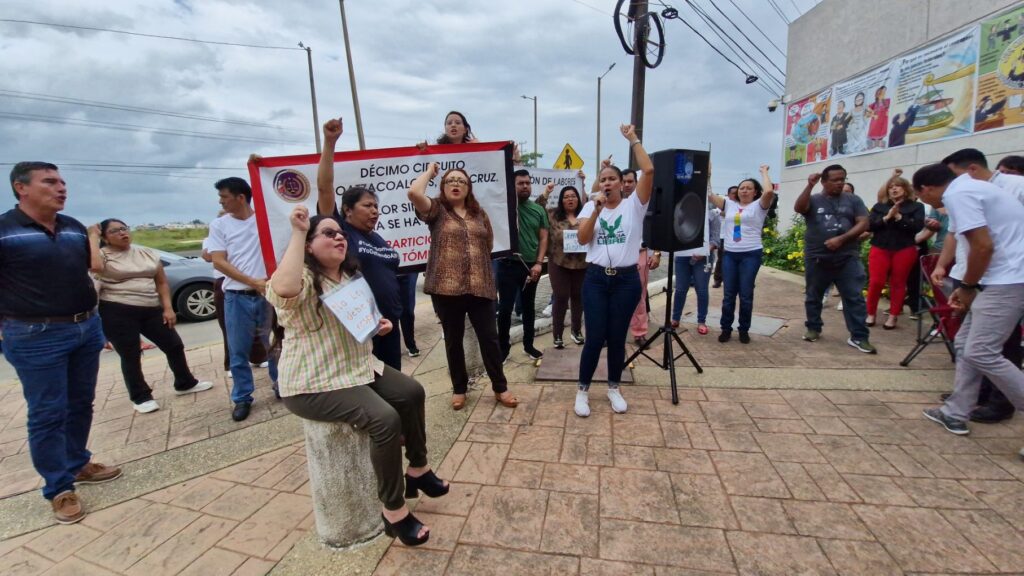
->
[176,283,216,322]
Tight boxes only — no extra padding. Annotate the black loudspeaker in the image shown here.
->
[643,149,709,252]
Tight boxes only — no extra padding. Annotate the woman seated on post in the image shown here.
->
[267,205,447,547]
[407,162,518,411]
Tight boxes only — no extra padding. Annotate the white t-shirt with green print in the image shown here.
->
[578,192,648,268]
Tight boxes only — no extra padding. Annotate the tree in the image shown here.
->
[519,152,544,168]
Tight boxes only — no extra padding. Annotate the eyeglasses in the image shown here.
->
[443,178,468,186]
[107,226,129,234]
[319,229,345,240]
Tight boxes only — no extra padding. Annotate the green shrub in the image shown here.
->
[762,215,872,285]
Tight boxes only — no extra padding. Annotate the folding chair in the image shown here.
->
[900,253,961,367]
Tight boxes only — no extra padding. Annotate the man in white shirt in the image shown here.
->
[206,177,278,422]
[933,148,1024,423]
[913,164,1024,440]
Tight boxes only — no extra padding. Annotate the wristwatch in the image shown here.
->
[960,282,982,291]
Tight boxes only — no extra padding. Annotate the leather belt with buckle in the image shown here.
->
[4,309,97,324]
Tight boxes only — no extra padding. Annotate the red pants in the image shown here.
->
[867,245,918,316]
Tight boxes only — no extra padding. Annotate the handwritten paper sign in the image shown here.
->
[562,230,587,253]
[320,274,382,343]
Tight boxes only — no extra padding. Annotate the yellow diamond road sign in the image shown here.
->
[554,143,584,170]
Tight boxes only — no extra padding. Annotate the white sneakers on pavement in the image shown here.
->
[574,390,591,418]
[133,400,160,414]
[575,388,629,417]
[175,381,214,395]
[607,388,628,413]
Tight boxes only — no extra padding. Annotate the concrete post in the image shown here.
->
[302,419,382,548]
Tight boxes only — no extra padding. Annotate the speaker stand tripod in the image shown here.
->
[624,253,703,404]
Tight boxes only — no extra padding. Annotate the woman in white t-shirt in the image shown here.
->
[574,125,653,418]
[708,165,776,343]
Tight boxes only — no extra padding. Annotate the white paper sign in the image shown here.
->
[561,230,587,253]
[527,168,586,209]
[319,275,382,344]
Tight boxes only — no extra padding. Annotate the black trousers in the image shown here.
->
[431,294,509,395]
[496,258,538,355]
[215,277,266,371]
[282,366,427,511]
[99,300,198,404]
[372,312,402,371]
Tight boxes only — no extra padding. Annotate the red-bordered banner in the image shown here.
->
[248,141,517,275]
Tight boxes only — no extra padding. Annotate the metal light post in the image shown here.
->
[298,42,321,153]
[521,95,537,164]
[338,0,366,150]
[596,62,616,172]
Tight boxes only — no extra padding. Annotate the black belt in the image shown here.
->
[225,289,261,296]
[588,263,638,276]
[4,309,97,324]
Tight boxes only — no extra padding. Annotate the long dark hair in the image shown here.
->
[436,168,483,217]
[436,110,475,144]
[303,215,361,331]
[554,186,582,222]
[98,218,127,248]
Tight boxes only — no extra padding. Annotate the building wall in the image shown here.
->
[778,0,1023,226]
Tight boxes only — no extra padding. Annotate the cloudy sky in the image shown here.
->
[0,0,814,226]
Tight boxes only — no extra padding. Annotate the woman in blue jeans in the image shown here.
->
[575,125,653,418]
[672,207,721,335]
[708,165,775,343]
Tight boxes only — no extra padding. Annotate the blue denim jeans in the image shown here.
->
[672,255,712,323]
[2,315,105,499]
[579,265,641,389]
[803,253,869,341]
[720,249,763,334]
[224,291,278,404]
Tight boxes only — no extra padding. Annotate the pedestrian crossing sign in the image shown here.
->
[554,143,584,170]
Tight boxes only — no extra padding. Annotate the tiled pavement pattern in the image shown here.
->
[373,385,1024,576]
[2,268,1017,575]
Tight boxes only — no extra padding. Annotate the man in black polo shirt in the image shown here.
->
[1,162,122,524]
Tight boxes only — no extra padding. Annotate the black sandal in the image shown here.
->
[381,512,429,546]
[405,469,450,499]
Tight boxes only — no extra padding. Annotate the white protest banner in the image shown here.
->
[320,274,381,343]
[248,142,516,274]
[561,230,586,253]
[523,167,586,210]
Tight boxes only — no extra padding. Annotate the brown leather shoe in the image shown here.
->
[494,391,518,408]
[75,461,123,485]
[451,394,466,411]
[52,491,85,524]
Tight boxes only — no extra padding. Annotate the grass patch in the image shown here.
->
[131,228,208,253]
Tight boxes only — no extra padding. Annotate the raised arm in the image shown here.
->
[624,125,654,205]
[794,172,821,215]
[758,164,775,210]
[407,162,439,215]
[270,206,311,299]
[593,157,611,193]
[87,224,104,273]
[316,118,343,217]
[536,182,555,207]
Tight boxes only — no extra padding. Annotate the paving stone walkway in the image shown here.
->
[2,268,1020,575]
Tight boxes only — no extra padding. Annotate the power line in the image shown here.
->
[0,18,303,51]
[0,89,306,132]
[764,0,791,25]
[682,2,786,93]
[0,161,238,170]
[56,167,212,180]
[724,0,786,58]
[664,18,779,98]
[703,0,786,77]
[787,0,802,16]
[0,111,308,145]
[567,0,611,16]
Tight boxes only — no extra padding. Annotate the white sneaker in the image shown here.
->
[836,301,844,311]
[175,381,214,395]
[251,361,270,368]
[133,400,160,414]
[574,390,591,418]
[225,370,233,379]
[607,388,628,413]
[541,304,553,317]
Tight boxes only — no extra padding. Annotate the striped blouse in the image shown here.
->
[265,267,383,397]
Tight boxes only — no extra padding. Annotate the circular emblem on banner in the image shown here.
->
[997,35,1024,89]
[273,169,310,202]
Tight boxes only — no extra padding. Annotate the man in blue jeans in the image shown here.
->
[1,162,122,524]
[207,177,278,422]
[794,164,875,353]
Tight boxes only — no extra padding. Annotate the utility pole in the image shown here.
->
[299,42,321,153]
[596,63,615,173]
[628,0,649,170]
[338,0,366,150]
[521,95,538,162]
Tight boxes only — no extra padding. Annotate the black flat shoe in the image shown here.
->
[405,469,450,499]
[739,332,751,344]
[382,512,429,546]
[231,402,251,422]
[718,331,731,343]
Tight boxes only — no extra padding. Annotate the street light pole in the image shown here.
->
[596,62,616,173]
[520,95,537,164]
[298,42,321,153]
[338,0,366,150]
